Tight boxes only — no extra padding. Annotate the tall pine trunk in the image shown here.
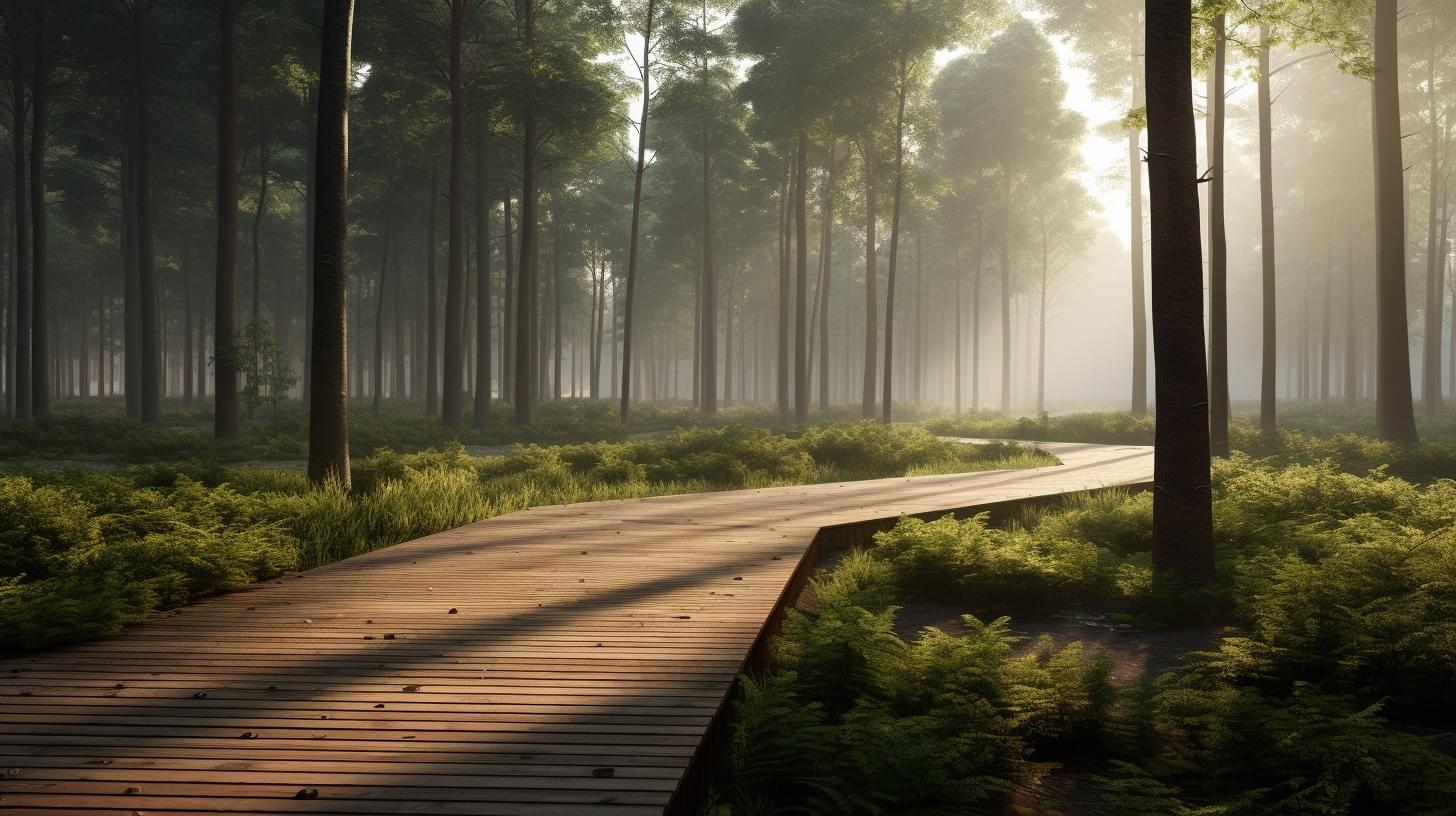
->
[473,118,492,427]
[881,54,909,425]
[514,3,539,425]
[1257,25,1277,434]
[442,0,466,426]
[426,164,440,416]
[372,212,390,415]
[1128,63,1148,417]
[30,0,47,416]
[777,161,791,424]
[11,15,31,422]
[1422,14,1443,416]
[1207,15,1229,455]
[794,130,809,424]
[619,0,654,423]
[307,0,354,488]
[862,164,877,418]
[134,0,159,422]
[214,0,240,437]
[1146,0,1214,584]
[1372,0,1419,443]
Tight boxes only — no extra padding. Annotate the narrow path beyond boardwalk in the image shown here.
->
[0,441,1152,816]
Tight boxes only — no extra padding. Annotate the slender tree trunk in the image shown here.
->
[881,56,909,425]
[1146,0,1213,583]
[619,0,654,423]
[700,93,717,415]
[972,217,981,411]
[473,118,492,427]
[1129,65,1148,417]
[502,193,514,395]
[425,164,440,415]
[1000,168,1012,416]
[794,130,809,423]
[552,204,563,400]
[30,0,47,416]
[1321,262,1332,401]
[307,0,354,488]
[1372,0,1419,443]
[862,163,877,418]
[514,3,539,425]
[954,252,963,417]
[817,143,835,411]
[442,0,466,426]
[1208,16,1229,455]
[182,244,193,405]
[1257,25,1278,434]
[214,0,240,436]
[1037,229,1047,414]
[372,212,390,415]
[1422,16,1443,416]
[778,160,791,424]
[134,0,159,422]
[11,16,31,422]
[1346,238,1359,407]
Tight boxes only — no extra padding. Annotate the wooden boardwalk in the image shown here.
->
[0,441,1152,816]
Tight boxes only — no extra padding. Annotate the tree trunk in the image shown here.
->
[972,216,981,411]
[502,192,514,395]
[1372,0,1419,443]
[426,164,440,416]
[700,85,717,415]
[1146,0,1214,584]
[862,162,877,418]
[247,141,271,420]
[514,2,539,425]
[307,0,354,488]
[881,55,909,425]
[182,244,193,405]
[372,212,390,415]
[214,0,240,436]
[552,204,563,400]
[30,0,47,416]
[1422,13,1443,416]
[11,14,31,422]
[134,0,159,422]
[778,159,791,424]
[1129,65,1148,417]
[1000,168,1012,417]
[794,130,809,423]
[442,0,466,426]
[1208,15,1229,455]
[817,143,835,411]
[1037,227,1047,414]
[619,0,654,423]
[473,118,492,427]
[1257,25,1278,434]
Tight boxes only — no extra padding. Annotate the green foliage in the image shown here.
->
[1,423,1050,651]
[215,318,298,432]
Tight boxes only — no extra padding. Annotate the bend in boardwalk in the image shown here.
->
[0,441,1152,815]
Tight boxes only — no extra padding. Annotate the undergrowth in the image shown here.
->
[0,422,1050,651]
[717,451,1456,815]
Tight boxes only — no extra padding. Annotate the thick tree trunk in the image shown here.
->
[1257,25,1278,434]
[1372,0,1419,443]
[11,17,31,422]
[214,0,240,437]
[881,58,909,425]
[473,119,492,427]
[307,0,354,488]
[426,164,440,416]
[442,0,466,426]
[1208,16,1229,455]
[134,0,159,422]
[30,0,47,416]
[1146,0,1214,583]
[794,130,809,423]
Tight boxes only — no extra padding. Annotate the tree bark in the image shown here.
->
[442,0,466,426]
[1422,12,1443,416]
[794,130,809,424]
[778,159,791,424]
[619,0,654,423]
[1129,63,1148,417]
[1372,0,1419,443]
[473,118,492,427]
[1146,0,1214,583]
[502,192,514,395]
[29,0,47,416]
[426,164,440,416]
[1208,15,1229,455]
[1257,25,1278,435]
[307,0,354,488]
[134,0,159,422]
[881,54,909,425]
[862,162,877,418]
[214,0,240,437]
[10,13,31,422]
[372,211,390,415]
[699,69,717,415]
[817,143,835,411]
[1000,167,1012,417]
[514,2,539,425]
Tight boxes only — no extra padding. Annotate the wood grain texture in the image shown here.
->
[0,441,1151,815]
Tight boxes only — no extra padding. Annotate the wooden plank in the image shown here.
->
[0,441,1152,815]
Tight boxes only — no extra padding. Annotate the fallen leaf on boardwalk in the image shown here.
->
[295,788,320,799]
[402,685,421,692]
[124,786,141,794]
[239,731,257,739]
[592,768,616,778]
[192,692,207,699]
